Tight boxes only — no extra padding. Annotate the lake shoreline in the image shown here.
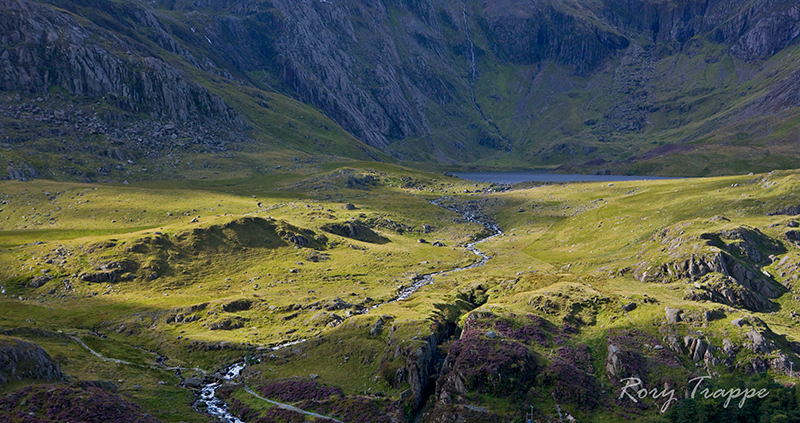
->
[452,172,685,184]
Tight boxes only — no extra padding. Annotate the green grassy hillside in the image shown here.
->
[2,167,800,422]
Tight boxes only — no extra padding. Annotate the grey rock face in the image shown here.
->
[0,0,243,126]
[603,0,799,62]
[745,329,775,354]
[683,336,708,362]
[481,0,630,74]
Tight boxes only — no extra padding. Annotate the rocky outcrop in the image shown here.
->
[431,312,551,416]
[639,226,784,283]
[663,334,683,354]
[405,331,443,409]
[636,227,784,310]
[684,273,776,311]
[391,320,456,413]
[0,336,63,386]
[768,353,796,376]
[222,299,253,313]
[715,227,784,264]
[768,205,800,216]
[208,316,247,330]
[320,220,389,244]
[683,336,708,362]
[369,316,387,337]
[27,274,52,288]
[435,327,536,404]
[79,259,137,283]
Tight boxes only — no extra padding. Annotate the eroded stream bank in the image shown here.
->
[197,198,501,422]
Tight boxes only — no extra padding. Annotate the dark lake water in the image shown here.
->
[453,172,683,184]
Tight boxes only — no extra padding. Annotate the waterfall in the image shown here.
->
[462,0,480,115]
[461,0,510,150]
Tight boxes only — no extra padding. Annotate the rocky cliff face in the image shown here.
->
[479,0,630,74]
[3,0,800,177]
[0,0,255,182]
[600,0,800,61]
[0,0,243,125]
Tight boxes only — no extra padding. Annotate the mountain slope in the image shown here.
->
[2,0,800,180]
[0,0,386,182]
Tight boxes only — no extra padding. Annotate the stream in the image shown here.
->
[391,198,502,302]
[198,198,501,423]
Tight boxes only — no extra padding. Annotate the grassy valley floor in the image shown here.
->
[1,165,800,422]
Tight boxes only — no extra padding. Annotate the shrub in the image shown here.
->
[257,380,342,403]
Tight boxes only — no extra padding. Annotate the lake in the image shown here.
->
[453,172,683,184]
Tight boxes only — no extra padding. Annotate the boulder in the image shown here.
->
[722,339,737,356]
[605,344,623,379]
[184,377,203,388]
[665,308,682,324]
[288,234,309,246]
[731,318,747,327]
[369,317,385,337]
[27,275,53,288]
